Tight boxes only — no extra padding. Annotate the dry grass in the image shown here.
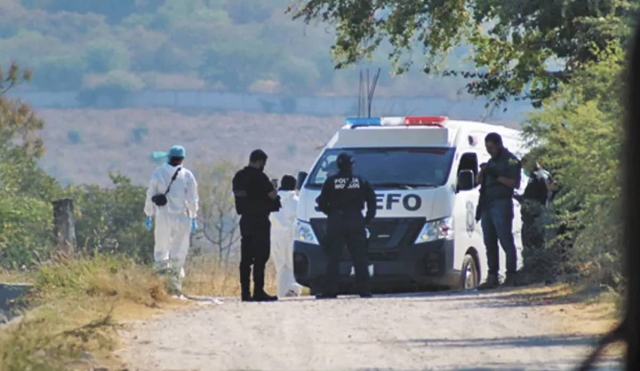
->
[182,255,279,297]
[0,253,291,370]
[37,109,345,186]
[0,254,181,371]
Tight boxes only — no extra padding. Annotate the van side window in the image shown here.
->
[458,152,478,177]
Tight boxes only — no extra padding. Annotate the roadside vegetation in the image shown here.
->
[1,0,634,368]
[0,63,277,370]
[293,0,633,296]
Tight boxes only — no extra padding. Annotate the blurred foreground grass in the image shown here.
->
[0,252,283,371]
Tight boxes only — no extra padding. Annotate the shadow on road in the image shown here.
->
[399,333,598,349]
[424,359,620,371]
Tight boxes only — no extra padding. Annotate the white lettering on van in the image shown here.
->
[375,193,422,211]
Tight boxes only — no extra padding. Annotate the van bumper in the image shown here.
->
[293,239,460,292]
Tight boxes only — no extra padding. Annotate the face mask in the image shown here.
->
[523,169,531,178]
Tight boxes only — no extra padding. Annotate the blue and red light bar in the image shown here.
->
[345,116,448,128]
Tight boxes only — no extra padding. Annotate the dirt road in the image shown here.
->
[119,290,620,371]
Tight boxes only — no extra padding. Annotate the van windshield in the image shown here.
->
[306,147,456,189]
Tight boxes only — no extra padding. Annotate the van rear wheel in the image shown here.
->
[460,254,479,290]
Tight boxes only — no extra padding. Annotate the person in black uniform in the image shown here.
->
[232,149,281,302]
[315,153,377,299]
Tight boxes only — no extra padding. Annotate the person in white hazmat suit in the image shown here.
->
[144,145,199,296]
[269,175,303,298]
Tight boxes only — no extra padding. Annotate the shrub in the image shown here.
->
[0,196,53,269]
[68,173,154,264]
[521,45,624,288]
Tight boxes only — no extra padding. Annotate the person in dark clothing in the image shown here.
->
[476,132,522,290]
[517,155,550,248]
[315,153,377,299]
[516,154,553,283]
[232,149,281,302]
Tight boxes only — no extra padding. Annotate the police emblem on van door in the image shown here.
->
[465,200,475,235]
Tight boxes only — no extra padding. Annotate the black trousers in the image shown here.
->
[239,215,271,296]
[324,212,371,295]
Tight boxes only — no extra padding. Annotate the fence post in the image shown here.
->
[52,198,76,254]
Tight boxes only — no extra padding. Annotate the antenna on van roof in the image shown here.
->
[357,68,381,118]
[368,68,380,118]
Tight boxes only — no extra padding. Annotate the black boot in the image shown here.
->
[502,272,521,287]
[478,274,500,290]
[252,263,276,301]
[253,290,278,302]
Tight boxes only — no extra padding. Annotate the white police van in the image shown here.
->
[293,116,526,294]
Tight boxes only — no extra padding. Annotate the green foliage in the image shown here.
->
[291,0,638,108]
[33,55,86,91]
[200,41,277,91]
[522,44,625,287]
[68,173,154,264]
[3,0,472,96]
[0,62,60,269]
[83,41,132,73]
[0,196,52,269]
[0,62,152,270]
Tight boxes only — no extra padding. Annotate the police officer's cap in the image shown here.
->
[336,153,355,170]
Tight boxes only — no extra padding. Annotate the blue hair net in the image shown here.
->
[168,145,186,158]
[150,145,186,163]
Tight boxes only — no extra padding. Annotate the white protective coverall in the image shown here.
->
[144,163,198,293]
[270,190,303,298]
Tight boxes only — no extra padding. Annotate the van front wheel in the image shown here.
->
[460,254,479,290]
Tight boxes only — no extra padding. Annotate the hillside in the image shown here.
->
[36,108,521,186]
[0,0,473,99]
[38,109,346,186]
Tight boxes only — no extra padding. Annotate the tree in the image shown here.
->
[68,173,154,263]
[0,62,60,268]
[33,55,86,91]
[289,0,637,108]
[193,160,241,262]
[521,44,624,286]
[0,62,52,197]
[199,41,278,92]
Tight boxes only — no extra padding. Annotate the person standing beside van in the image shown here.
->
[516,154,553,283]
[144,145,199,297]
[315,153,377,299]
[476,133,522,289]
[270,175,304,298]
[232,149,281,302]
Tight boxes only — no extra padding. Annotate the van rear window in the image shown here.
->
[306,147,455,189]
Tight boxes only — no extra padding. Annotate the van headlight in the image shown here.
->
[294,220,320,245]
[414,217,454,244]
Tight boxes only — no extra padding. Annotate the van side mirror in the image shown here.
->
[296,171,308,190]
[457,170,475,192]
